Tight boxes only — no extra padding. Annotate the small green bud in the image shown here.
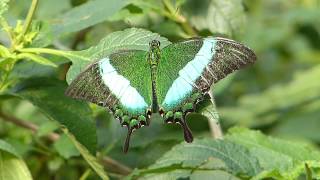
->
[165,111,174,119]
[115,109,123,117]
[174,112,183,120]
[183,103,193,112]
[138,115,146,123]
[129,119,139,128]
[191,92,201,101]
[122,115,130,124]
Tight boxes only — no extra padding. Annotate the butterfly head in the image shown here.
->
[149,40,161,66]
[149,40,161,49]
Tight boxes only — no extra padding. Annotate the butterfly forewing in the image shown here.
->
[158,37,256,112]
[157,38,204,110]
[65,61,118,108]
[65,50,152,116]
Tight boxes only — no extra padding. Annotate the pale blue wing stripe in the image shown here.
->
[99,58,148,112]
[162,38,216,108]
[163,77,193,108]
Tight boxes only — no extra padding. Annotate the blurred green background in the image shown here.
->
[0,0,319,179]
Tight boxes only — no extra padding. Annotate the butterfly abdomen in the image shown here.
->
[148,40,161,113]
[151,66,159,112]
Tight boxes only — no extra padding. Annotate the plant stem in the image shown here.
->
[79,169,92,180]
[19,47,88,60]
[0,110,60,142]
[22,0,39,36]
[162,0,197,37]
[206,89,223,139]
[181,22,197,37]
[305,163,312,180]
[100,156,132,175]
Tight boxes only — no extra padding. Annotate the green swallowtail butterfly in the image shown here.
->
[65,37,256,153]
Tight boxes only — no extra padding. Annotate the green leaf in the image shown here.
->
[33,0,129,47]
[152,139,261,175]
[0,0,9,17]
[52,0,128,35]
[131,0,164,13]
[0,140,33,180]
[226,127,320,179]
[54,134,80,159]
[36,121,59,137]
[66,28,171,84]
[36,0,71,20]
[8,78,97,154]
[128,157,232,179]
[8,60,58,80]
[130,138,262,178]
[0,139,20,157]
[131,128,320,179]
[190,170,240,180]
[63,128,109,180]
[182,0,246,36]
[220,65,320,128]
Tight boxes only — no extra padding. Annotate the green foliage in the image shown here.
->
[7,78,97,154]
[64,128,109,180]
[0,140,33,180]
[53,134,79,159]
[129,128,320,179]
[220,64,320,127]
[182,0,246,36]
[226,127,320,179]
[0,0,319,179]
[33,0,130,47]
[0,0,9,17]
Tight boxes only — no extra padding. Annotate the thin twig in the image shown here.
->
[206,89,223,139]
[162,0,197,37]
[100,156,132,175]
[22,0,39,37]
[0,110,59,141]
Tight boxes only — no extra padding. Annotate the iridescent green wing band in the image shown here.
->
[157,38,203,109]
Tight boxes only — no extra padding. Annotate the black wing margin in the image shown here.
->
[195,37,257,92]
[65,62,117,109]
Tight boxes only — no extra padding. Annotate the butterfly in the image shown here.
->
[65,37,257,153]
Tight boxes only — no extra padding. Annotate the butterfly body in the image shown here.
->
[65,37,256,153]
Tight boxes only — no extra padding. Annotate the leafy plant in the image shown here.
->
[0,0,319,179]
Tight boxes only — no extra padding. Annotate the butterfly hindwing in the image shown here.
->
[158,37,256,111]
[66,50,153,153]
